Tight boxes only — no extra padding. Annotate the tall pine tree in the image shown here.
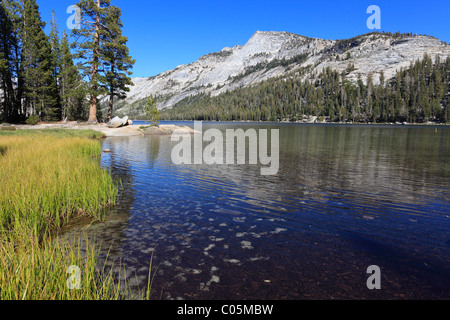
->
[72,0,111,123]
[0,0,23,122]
[21,0,60,121]
[72,0,134,122]
[102,5,135,121]
[60,30,86,120]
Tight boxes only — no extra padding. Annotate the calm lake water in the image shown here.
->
[67,121,450,299]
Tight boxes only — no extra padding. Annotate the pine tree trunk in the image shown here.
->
[108,93,113,121]
[89,95,97,122]
[88,0,101,123]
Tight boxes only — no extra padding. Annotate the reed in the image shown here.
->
[0,130,153,300]
[0,135,116,235]
[0,128,106,139]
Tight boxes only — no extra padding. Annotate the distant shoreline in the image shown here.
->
[139,119,450,127]
[1,121,197,137]
[2,121,448,137]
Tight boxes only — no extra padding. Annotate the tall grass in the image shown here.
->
[0,233,123,300]
[0,135,116,235]
[0,128,106,139]
[0,131,153,300]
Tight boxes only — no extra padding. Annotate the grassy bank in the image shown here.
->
[0,129,144,299]
[0,128,106,139]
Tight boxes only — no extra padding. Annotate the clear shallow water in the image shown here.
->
[66,122,450,299]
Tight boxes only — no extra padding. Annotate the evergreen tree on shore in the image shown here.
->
[0,0,23,122]
[71,0,134,123]
[60,31,87,120]
[102,5,135,121]
[1,0,133,123]
[21,0,60,121]
[71,0,110,123]
[48,10,63,120]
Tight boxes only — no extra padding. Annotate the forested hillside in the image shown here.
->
[159,53,450,123]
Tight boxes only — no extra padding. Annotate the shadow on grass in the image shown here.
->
[0,145,7,157]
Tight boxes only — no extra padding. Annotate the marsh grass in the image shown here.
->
[1,233,115,299]
[0,128,105,139]
[0,126,16,131]
[0,130,154,300]
[0,135,116,234]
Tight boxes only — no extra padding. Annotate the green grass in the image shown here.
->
[0,128,105,139]
[0,130,154,300]
[1,234,122,300]
[139,125,159,130]
[0,134,115,234]
[0,126,16,131]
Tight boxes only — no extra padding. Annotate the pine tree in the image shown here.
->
[102,5,135,121]
[72,0,112,123]
[144,94,159,126]
[0,50,6,122]
[0,0,23,122]
[72,0,134,123]
[48,10,63,120]
[21,0,60,121]
[59,30,86,120]
[0,2,11,121]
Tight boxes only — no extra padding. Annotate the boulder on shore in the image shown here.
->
[107,116,129,128]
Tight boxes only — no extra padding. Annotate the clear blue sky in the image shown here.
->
[37,0,450,78]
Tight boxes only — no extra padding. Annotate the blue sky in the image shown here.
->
[37,0,450,78]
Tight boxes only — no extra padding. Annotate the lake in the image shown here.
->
[66,121,450,299]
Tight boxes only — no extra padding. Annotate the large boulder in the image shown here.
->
[107,116,129,128]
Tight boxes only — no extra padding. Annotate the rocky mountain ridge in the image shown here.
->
[107,31,450,117]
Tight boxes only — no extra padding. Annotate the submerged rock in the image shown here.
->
[141,125,171,135]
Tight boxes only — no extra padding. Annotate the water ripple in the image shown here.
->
[65,124,450,299]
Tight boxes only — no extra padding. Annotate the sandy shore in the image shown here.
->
[13,122,196,137]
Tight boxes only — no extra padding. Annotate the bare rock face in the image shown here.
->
[109,31,450,116]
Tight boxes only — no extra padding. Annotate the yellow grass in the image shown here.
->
[0,132,151,300]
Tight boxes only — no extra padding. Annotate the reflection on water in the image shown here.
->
[63,123,450,299]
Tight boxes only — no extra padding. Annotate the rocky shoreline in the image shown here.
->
[8,122,196,137]
[2,120,447,137]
